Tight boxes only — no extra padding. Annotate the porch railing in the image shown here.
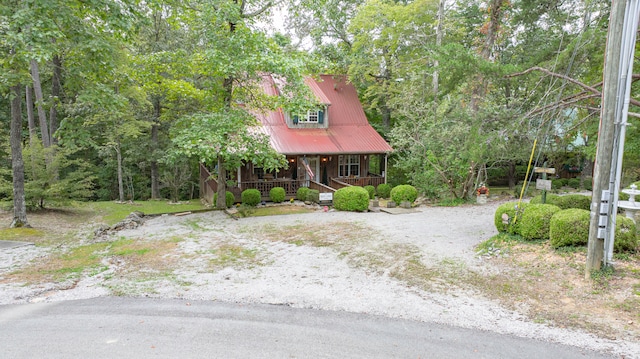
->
[330,175,385,188]
[202,163,385,204]
[200,164,217,204]
[240,179,305,200]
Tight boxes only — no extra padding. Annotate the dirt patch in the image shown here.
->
[477,240,640,342]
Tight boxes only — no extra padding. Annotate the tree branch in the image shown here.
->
[506,66,601,95]
[242,1,279,18]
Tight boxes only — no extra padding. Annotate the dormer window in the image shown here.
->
[293,109,325,124]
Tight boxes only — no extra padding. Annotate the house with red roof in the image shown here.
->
[200,75,393,202]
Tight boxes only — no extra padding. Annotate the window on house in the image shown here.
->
[338,155,360,177]
[294,109,325,124]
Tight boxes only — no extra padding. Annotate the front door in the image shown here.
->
[303,156,320,184]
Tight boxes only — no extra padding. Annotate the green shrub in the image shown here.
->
[213,191,235,208]
[615,216,638,252]
[583,178,593,191]
[306,189,320,203]
[549,209,590,248]
[519,204,561,240]
[241,189,261,207]
[296,187,309,201]
[334,186,369,212]
[554,194,591,210]
[567,178,580,189]
[269,187,286,203]
[390,184,418,204]
[551,179,564,190]
[376,183,392,199]
[363,185,376,199]
[494,202,528,234]
[530,194,560,206]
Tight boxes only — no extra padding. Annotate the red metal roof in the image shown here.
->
[255,75,393,155]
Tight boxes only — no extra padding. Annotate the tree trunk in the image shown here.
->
[432,0,445,100]
[49,54,62,145]
[508,161,516,190]
[10,84,29,228]
[150,98,161,199]
[216,155,227,209]
[25,85,37,147]
[116,143,125,202]
[30,59,51,149]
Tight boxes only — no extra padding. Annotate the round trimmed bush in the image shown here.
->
[241,189,261,207]
[555,194,591,210]
[214,191,235,208]
[390,185,418,204]
[269,187,286,203]
[334,186,369,212]
[364,185,375,199]
[306,189,320,203]
[551,179,564,190]
[567,178,580,189]
[519,204,561,240]
[615,216,638,252]
[296,187,309,201]
[550,209,590,248]
[376,183,392,199]
[494,202,528,234]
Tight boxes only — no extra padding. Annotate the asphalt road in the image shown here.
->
[0,297,613,359]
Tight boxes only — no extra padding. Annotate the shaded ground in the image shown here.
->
[0,200,639,357]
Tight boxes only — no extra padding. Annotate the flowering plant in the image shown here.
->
[476,184,489,196]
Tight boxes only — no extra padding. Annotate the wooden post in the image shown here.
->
[534,165,554,201]
[586,0,626,277]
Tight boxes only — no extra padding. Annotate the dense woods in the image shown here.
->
[1,1,637,222]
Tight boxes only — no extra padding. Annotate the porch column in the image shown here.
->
[384,153,388,184]
[237,167,242,189]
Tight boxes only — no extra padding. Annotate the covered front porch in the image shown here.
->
[200,153,388,204]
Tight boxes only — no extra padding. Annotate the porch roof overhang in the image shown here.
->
[263,124,393,155]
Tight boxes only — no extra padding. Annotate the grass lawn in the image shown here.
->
[233,205,315,218]
[86,200,209,225]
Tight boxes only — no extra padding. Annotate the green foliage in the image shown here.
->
[241,189,261,207]
[376,183,392,199]
[214,191,235,208]
[20,144,96,209]
[530,194,590,210]
[551,179,565,190]
[363,185,375,199]
[494,202,528,234]
[549,209,590,248]
[567,178,580,189]
[306,189,320,203]
[519,204,562,241]
[297,187,310,201]
[529,194,561,205]
[269,187,286,203]
[390,185,418,204]
[333,186,369,212]
[172,109,287,172]
[615,217,638,253]
[554,194,591,210]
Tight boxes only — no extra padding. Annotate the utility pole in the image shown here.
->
[586,0,633,277]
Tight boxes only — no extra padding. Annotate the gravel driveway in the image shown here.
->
[1,201,638,357]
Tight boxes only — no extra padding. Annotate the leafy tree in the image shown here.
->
[170,0,316,209]
[172,108,288,188]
